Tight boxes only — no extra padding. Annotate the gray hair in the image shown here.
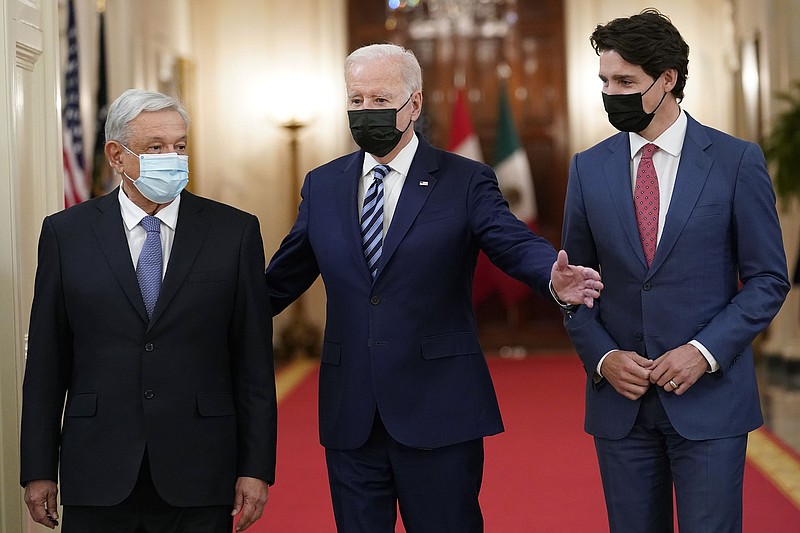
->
[345,44,423,96]
[105,89,190,145]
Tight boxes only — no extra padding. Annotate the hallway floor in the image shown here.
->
[254,354,800,532]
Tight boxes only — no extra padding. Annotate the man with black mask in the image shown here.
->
[266,43,603,532]
[561,9,789,533]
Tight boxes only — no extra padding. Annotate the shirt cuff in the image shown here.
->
[549,281,577,310]
[688,340,719,372]
[596,349,618,379]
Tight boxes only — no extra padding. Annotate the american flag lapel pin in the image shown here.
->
[419,180,429,186]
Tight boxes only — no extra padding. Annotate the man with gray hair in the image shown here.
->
[266,43,603,532]
[21,88,276,532]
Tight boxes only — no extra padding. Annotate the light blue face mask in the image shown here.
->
[122,144,189,204]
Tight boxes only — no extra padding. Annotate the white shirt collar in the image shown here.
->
[361,133,420,177]
[629,108,687,158]
[118,183,181,231]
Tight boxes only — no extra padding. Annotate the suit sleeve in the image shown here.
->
[20,217,73,486]
[561,152,620,373]
[230,215,277,484]
[467,162,557,301]
[693,142,790,368]
[266,172,321,315]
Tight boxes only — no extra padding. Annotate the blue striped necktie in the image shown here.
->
[137,215,162,319]
[361,165,391,279]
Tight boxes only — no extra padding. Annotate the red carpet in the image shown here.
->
[247,355,800,532]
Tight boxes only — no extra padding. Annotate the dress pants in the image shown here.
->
[325,412,484,533]
[594,386,747,533]
[62,451,233,533]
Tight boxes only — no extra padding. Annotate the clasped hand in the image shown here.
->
[601,344,710,400]
[551,250,603,308]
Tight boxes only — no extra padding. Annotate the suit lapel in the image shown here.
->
[603,134,649,269]
[149,191,209,327]
[648,116,712,276]
[376,138,438,280]
[92,189,150,322]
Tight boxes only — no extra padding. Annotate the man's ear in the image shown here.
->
[410,90,423,121]
[663,68,678,93]
[105,141,123,174]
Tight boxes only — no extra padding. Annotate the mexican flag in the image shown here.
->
[492,85,537,224]
[473,84,539,308]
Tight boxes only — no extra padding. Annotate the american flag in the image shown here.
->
[62,0,89,207]
[91,7,112,197]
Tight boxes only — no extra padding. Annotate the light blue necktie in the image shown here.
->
[361,165,390,279]
[137,215,162,319]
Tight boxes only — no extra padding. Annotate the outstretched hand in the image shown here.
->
[551,250,603,308]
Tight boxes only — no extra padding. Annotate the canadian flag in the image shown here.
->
[447,88,484,162]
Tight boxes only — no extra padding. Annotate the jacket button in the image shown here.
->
[370,296,380,305]
[144,389,154,399]
[145,343,154,352]
[635,333,643,341]
[643,283,651,291]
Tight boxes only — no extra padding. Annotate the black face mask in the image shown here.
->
[602,75,667,132]
[348,95,412,157]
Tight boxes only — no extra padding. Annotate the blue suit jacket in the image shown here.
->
[562,113,790,440]
[267,134,558,450]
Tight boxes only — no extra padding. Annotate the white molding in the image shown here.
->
[0,0,62,531]
[15,40,40,71]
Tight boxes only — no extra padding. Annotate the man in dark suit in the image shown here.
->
[562,10,790,533]
[266,43,603,532]
[21,89,276,533]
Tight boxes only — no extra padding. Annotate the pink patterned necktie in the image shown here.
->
[634,143,659,266]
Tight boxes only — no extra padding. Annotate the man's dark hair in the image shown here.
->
[590,8,690,102]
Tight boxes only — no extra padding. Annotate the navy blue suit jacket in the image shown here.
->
[267,135,558,450]
[20,190,277,506]
[562,114,790,440]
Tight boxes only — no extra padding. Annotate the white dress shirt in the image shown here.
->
[358,134,419,236]
[118,184,180,279]
[597,110,719,376]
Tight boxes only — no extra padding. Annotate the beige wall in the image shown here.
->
[68,0,193,155]
[565,0,736,152]
[188,0,349,338]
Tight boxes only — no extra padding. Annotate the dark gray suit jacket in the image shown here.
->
[21,189,276,506]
